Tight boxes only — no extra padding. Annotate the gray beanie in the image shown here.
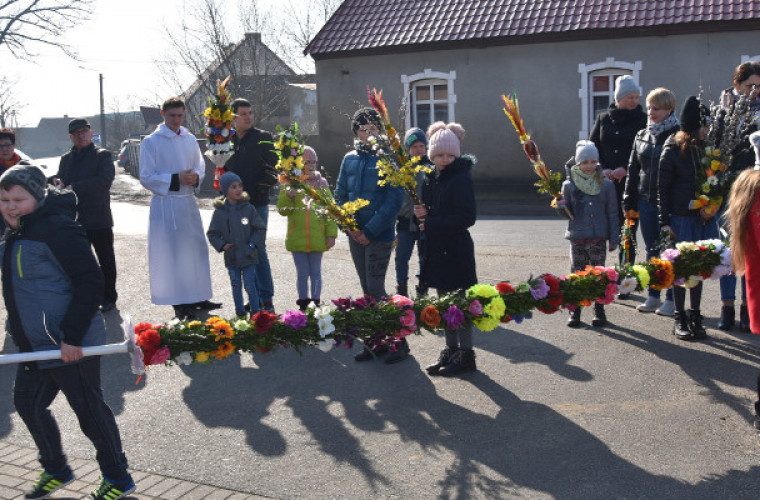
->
[750,130,760,169]
[219,171,242,196]
[0,164,47,200]
[575,140,599,164]
[403,127,428,151]
[614,75,640,102]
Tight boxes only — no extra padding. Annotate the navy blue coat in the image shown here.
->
[56,143,114,230]
[419,155,477,292]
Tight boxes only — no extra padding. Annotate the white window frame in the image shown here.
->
[401,69,457,131]
[578,58,642,140]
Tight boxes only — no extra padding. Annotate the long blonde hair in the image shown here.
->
[726,169,760,274]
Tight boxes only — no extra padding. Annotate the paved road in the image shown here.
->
[1,193,759,499]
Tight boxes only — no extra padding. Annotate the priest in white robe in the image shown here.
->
[139,97,219,319]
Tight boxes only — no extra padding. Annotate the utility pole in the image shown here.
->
[99,73,107,148]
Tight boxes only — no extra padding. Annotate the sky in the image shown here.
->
[1,0,316,128]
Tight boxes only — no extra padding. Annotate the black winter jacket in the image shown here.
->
[623,123,680,211]
[1,188,105,366]
[224,128,279,207]
[56,143,114,229]
[419,155,477,292]
[590,104,647,171]
[657,136,702,227]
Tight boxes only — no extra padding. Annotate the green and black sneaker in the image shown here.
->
[85,475,136,500]
[25,468,74,499]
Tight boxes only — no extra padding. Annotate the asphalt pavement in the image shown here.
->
[1,177,759,499]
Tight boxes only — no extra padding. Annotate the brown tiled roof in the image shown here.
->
[305,0,760,57]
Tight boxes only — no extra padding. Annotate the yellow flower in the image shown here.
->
[294,156,304,168]
[205,316,223,326]
[484,296,506,319]
[211,341,236,360]
[203,107,212,117]
[211,109,221,120]
[632,265,650,289]
[467,284,499,299]
[222,110,233,121]
[474,316,500,332]
[710,159,721,171]
[195,351,210,363]
[187,320,202,328]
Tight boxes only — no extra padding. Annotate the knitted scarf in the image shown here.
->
[0,152,20,170]
[570,166,601,195]
[648,113,680,137]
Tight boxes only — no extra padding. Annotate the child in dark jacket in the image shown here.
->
[0,165,135,500]
[207,172,267,317]
[557,141,620,328]
[414,122,479,376]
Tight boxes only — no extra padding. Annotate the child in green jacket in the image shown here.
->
[276,146,337,310]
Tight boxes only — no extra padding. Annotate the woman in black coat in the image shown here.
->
[590,75,647,265]
[414,122,477,377]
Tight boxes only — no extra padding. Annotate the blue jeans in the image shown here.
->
[228,265,259,314]
[292,251,323,300]
[14,359,129,481]
[255,205,274,304]
[394,229,421,284]
[639,199,672,300]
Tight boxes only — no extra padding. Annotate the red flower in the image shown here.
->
[137,329,161,350]
[496,282,515,294]
[251,311,278,334]
[134,323,154,335]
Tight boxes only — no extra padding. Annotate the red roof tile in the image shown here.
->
[306,0,760,56]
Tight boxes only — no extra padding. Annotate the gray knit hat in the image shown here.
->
[614,76,640,102]
[219,171,242,196]
[0,164,47,200]
[403,127,427,151]
[575,140,599,164]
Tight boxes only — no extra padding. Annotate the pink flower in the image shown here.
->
[442,305,465,329]
[399,309,416,328]
[390,294,414,309]
[281,310,307,329]
[398,328,415,338]
[468,300,483,316]
[597,283,618,305]
[150,346,171,365]
[604,268,618,282]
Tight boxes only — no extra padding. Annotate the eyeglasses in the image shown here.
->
[71,129,91,136]
[0,143,13,149]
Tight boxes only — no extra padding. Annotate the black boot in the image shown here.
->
[396,281,408,297]
[173,304,196,321]
[740,304,751,332]
[296,298,310,311]
[688,309,707,339]
[312,299,320,307]
[673,311,693,340]
[438,349,477,376]
[354,343,389,362]
[384,338,410,364]
[567,308,581,328]
[591,303,607,327]
[426,345,456,375]
[717,306,735,331]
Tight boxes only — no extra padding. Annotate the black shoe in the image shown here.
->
[296,298,310,311]
[173,305,196,321]
[688,309,707,339]
[438,349,477,376]
[567,308,581,328]
[717,306,735,331]
[426,345,456,375]
[740,305,751,332]
[396,282,408,297]
[384,338,410,364]
[591,303,607,327]
[26,468,74,499]
[673,311,693,340]
[192,300,222,310]
[354,345,389,362]
[263,301,275,313]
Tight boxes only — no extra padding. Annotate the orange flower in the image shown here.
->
[212,322,234,342]
[214,135,224,143]
[213,120,223,128]
[579,299,593,307]
[211,341,235,360]
[420,305,441,328]
[206,316,223,326]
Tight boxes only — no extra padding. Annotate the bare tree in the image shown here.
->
[105,96,145,150]
[278,0,342,73]
[0,76,23,128]
[0,0,93,58]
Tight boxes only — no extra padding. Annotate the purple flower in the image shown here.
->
[332,297,352,311]
[281,310,307,329]
[353,295,376,309]
[530,279,550,300]
[661,248,681,262]
[442,305,465,329]
[468,300,483,316]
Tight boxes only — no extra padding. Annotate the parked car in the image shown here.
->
[15,149,46,169]
[117,144,129,167]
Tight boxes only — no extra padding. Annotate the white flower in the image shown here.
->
[707,175,719,186]
[712,264,732,279]
[221,128,229,137]
[720,248,732,266]
[233,319,251,331]
[676,241,698,252]
[315,340,334,353]
[617,277,637,295]
[175,352,193,366]
[684,276,703,288]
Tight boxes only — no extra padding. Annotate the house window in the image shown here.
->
[401,69,457,131]
[578,58,642,140]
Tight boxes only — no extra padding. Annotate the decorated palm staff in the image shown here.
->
[620,210,639,264]
[366,87,431,205]
[501,93,573,219]
[202,75,236,191]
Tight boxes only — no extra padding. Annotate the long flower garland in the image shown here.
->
[132,239,731,374]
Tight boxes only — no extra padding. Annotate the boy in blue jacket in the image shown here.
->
[0,165,134,500]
